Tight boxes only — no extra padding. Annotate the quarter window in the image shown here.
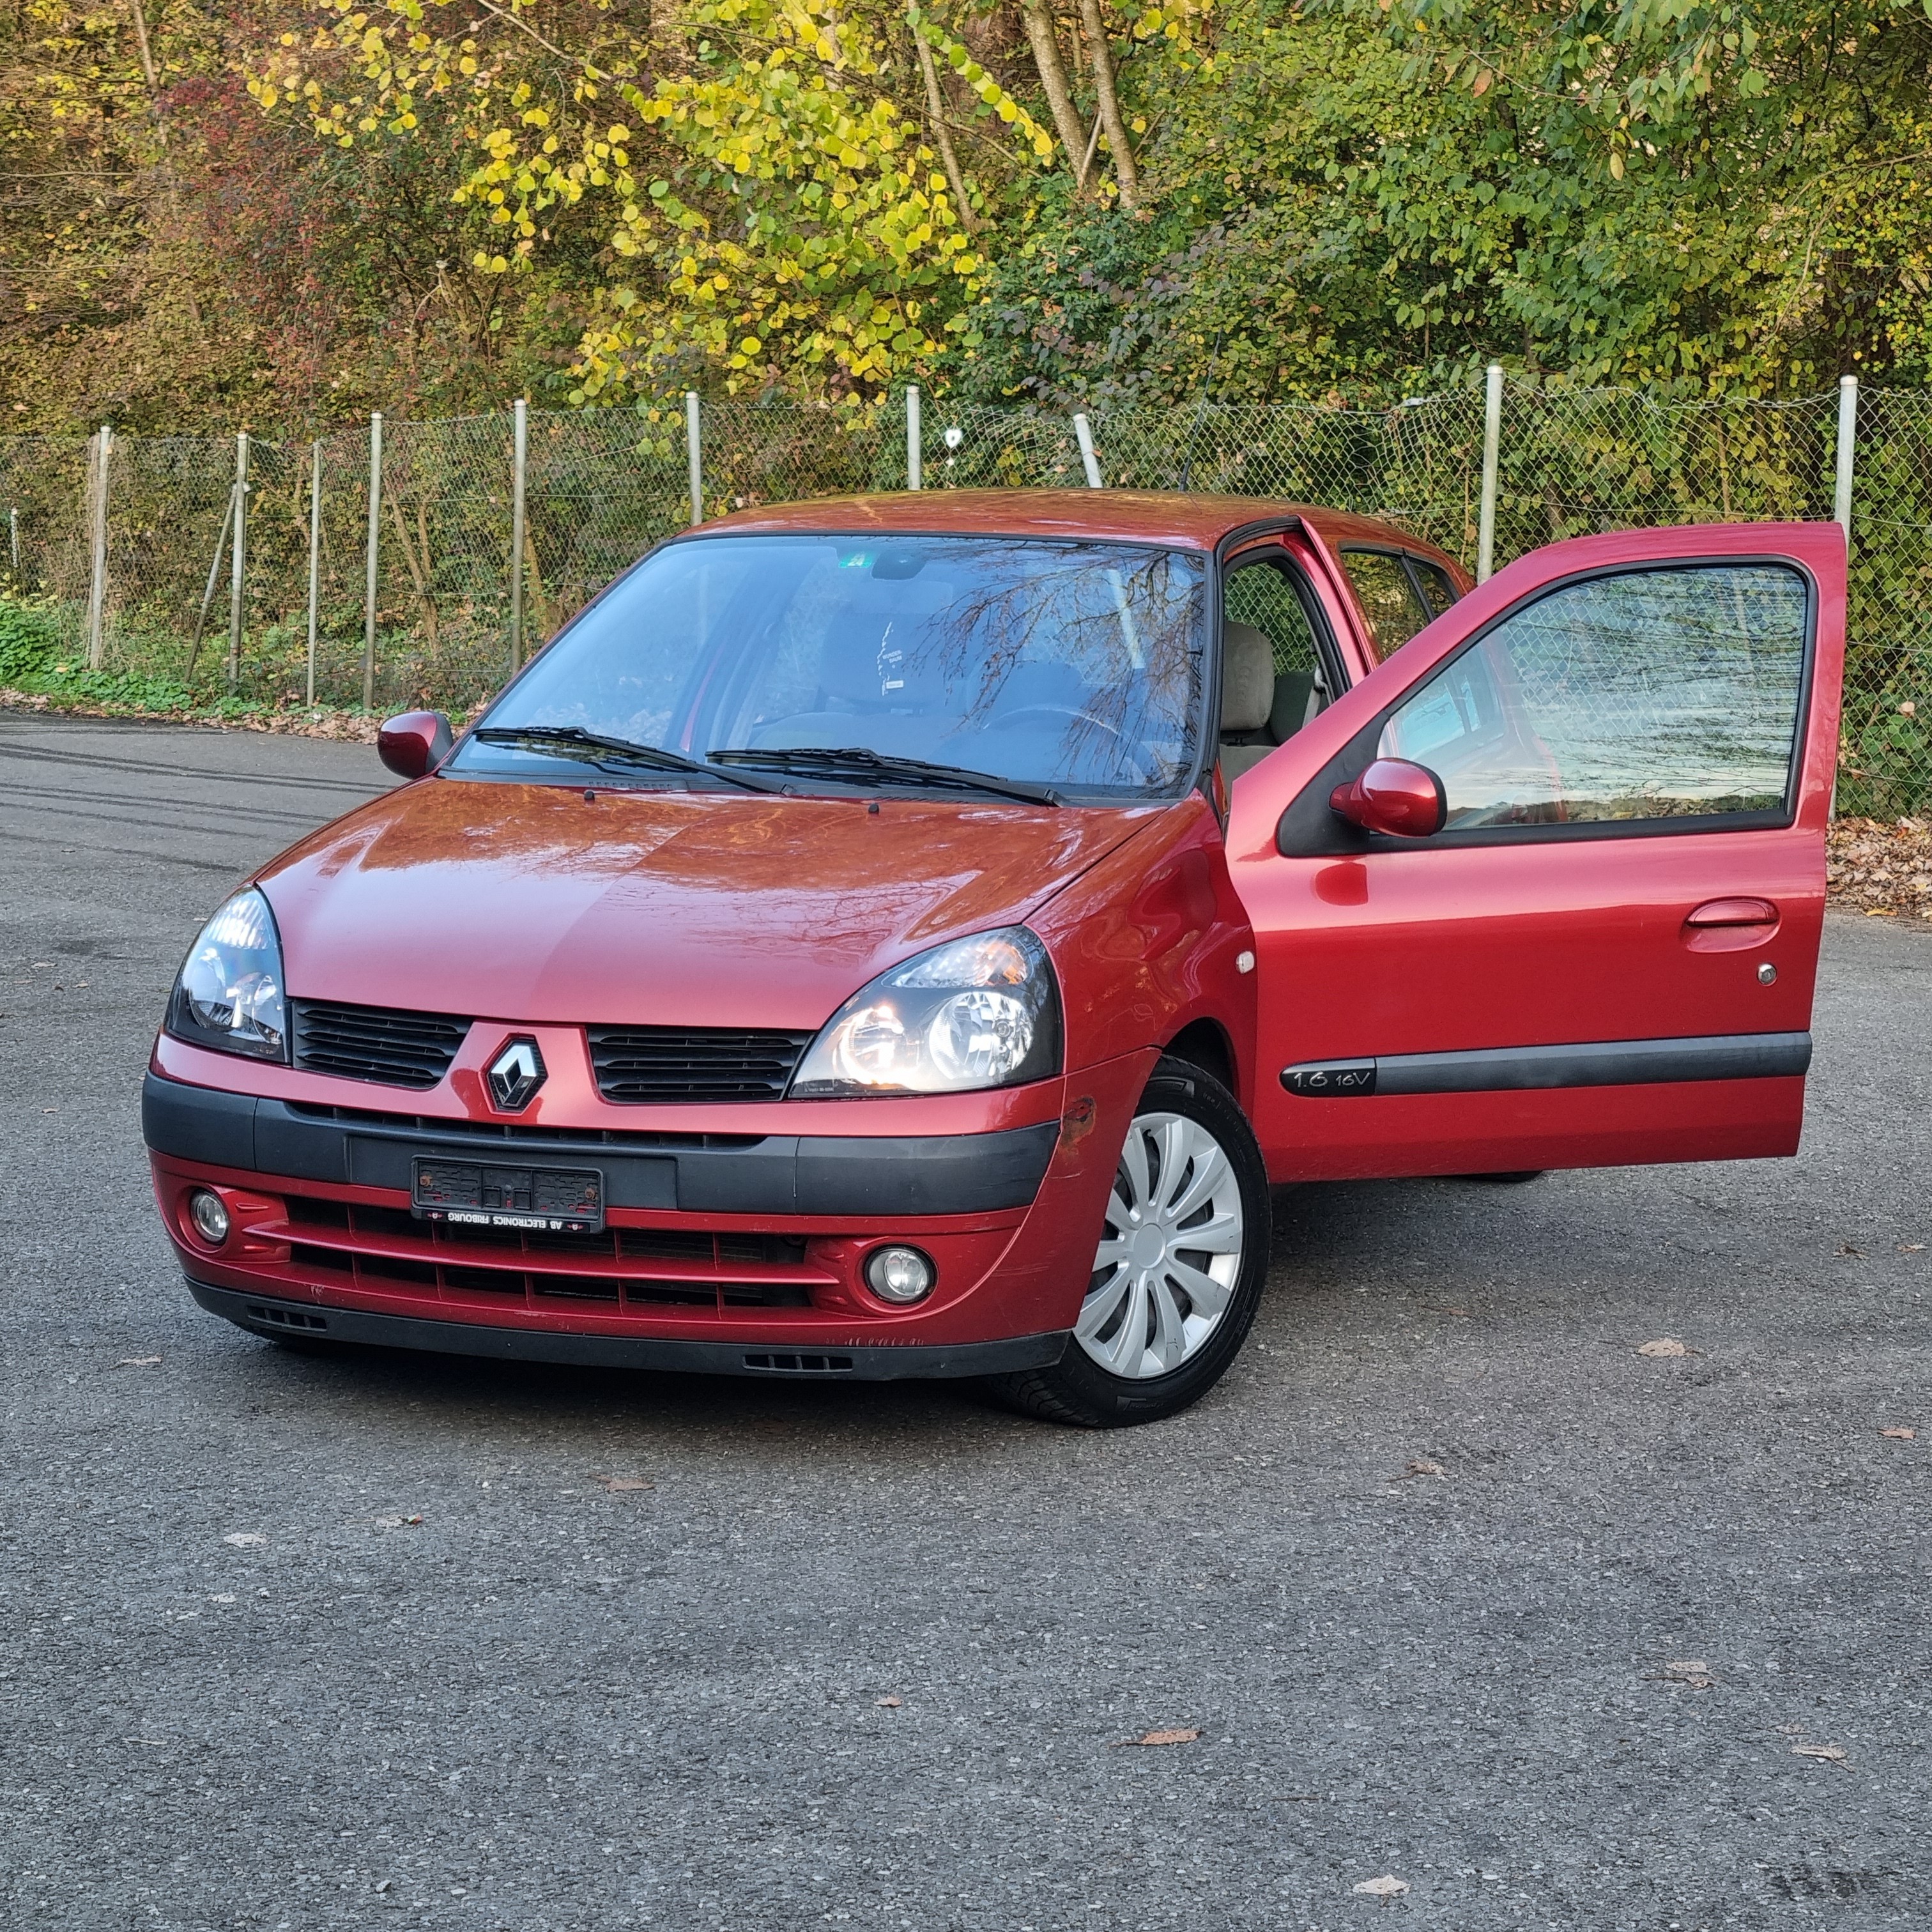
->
[1340,550,1431,659]
[1378,564,1811,829]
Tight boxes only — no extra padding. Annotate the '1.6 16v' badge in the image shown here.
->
[487,1036,546,1112]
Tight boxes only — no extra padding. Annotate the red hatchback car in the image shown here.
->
[143,492,1844,1425]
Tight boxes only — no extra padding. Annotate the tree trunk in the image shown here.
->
[910,17,980,232]
[1020,1,1091,191]
[385,489,440,654]
[1076,0,1138,208]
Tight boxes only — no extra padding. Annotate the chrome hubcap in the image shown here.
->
[1076,1108,1245,1381]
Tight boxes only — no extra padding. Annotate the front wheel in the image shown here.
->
[986,1057,1269,1427]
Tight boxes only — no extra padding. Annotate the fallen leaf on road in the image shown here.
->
[1420,1305,1474,1319]
[374,1514,425,1528]
[1899,1243,1926,1253]
[221,1532,266,1547]
[116,1356,162,1367]
[1637,1338,1687,1357]
[595,1475,654,1491]
[1403,1459,1446,1478]
[1791,1742,1850,1765]
[1862,907,1897,917]
[1114,1728,1201,1747]
[1836,1243,1866,1257]
[1880,1427,1917,1441]
[1353,1874,1411,1898]
[1659,1660,1716,1688]
[876,1696,903,1708]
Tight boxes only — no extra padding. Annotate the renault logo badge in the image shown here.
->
[487,1037,546,1112]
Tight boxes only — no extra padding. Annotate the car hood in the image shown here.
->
[257,777,1160,1029]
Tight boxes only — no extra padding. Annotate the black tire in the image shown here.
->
[984,1055,1270,1427]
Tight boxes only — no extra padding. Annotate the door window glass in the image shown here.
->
[1341,550,1431,659]
[1408,558,1459,618]
[1378,564,1810,829]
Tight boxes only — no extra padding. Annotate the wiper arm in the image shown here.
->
[471,725,788,794]
[710,746,1062,807]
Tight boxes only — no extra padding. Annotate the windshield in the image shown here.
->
[454,534,1208,800]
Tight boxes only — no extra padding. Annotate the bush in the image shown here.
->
[0,597,66,684]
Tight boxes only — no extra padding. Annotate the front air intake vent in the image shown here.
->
[291,1001,472,1089]
[587,1026,815,1103]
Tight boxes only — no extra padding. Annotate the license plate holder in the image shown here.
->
[411,1157,605,1233]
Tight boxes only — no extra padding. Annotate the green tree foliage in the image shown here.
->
[4,0,1932,427]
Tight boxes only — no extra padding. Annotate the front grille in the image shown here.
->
[587,1026,815,1103]
[279,1193,819,1312]
[292,1002,471,1089]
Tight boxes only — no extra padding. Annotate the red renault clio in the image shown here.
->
[142,492,1844,1425]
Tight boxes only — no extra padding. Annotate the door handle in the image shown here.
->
[1682,898,1779,951]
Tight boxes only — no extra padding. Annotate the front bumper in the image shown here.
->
[145,1055,1151,1364]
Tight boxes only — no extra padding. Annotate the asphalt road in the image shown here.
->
[3,711,1929,1932]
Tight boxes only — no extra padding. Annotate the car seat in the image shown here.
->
[1220,622,1326,779]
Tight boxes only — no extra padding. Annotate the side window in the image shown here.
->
[1379,564,1811,830]
[1225,559,1328,744]
[1340,550,1431,660]
[1407,558,1459,619]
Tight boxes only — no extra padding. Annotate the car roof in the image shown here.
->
[697,489,1441,558]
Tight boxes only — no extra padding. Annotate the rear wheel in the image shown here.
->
[986,1057,1269,1427]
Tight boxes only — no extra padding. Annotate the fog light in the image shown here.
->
[865,1245,935,1305]
[188,1189,230,1247]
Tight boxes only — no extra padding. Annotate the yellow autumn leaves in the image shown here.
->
[249,0,1048,398]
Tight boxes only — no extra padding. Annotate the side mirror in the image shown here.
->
[378,710,454,781]
[1330,757,1446,838]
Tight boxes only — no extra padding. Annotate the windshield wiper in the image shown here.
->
[471,725,788,794]
[709,746,1062,807]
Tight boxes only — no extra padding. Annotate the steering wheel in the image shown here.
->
[990,704,1153,787]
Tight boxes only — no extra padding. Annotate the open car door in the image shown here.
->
[1225,522,1846,1181]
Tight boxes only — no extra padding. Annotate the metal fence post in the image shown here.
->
[686,392,703,526]
[1834,375,1859,533]
[8,505,18,581]
[305,438,322,708]
[364,411,383,712]
[907,385,923,490]
[86,425,111,669]
[509,398,528,675]
[1477,364,1503,583]
[227,430,249,688]
[1073,412,1103,489]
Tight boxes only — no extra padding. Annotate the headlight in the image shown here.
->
[789,927,1062,1098]
[165,887,288,1061]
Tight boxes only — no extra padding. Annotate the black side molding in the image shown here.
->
[1281,1031,1813,1098]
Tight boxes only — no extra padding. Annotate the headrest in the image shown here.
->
[1221,622,1275,735]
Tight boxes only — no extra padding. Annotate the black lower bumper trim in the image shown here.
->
[185,1278,1068,1381]
[144,1073,1058,1216]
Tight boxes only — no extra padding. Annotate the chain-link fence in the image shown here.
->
[1,381,1928,810]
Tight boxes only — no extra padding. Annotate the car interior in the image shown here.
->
[1218,558,1340,779]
